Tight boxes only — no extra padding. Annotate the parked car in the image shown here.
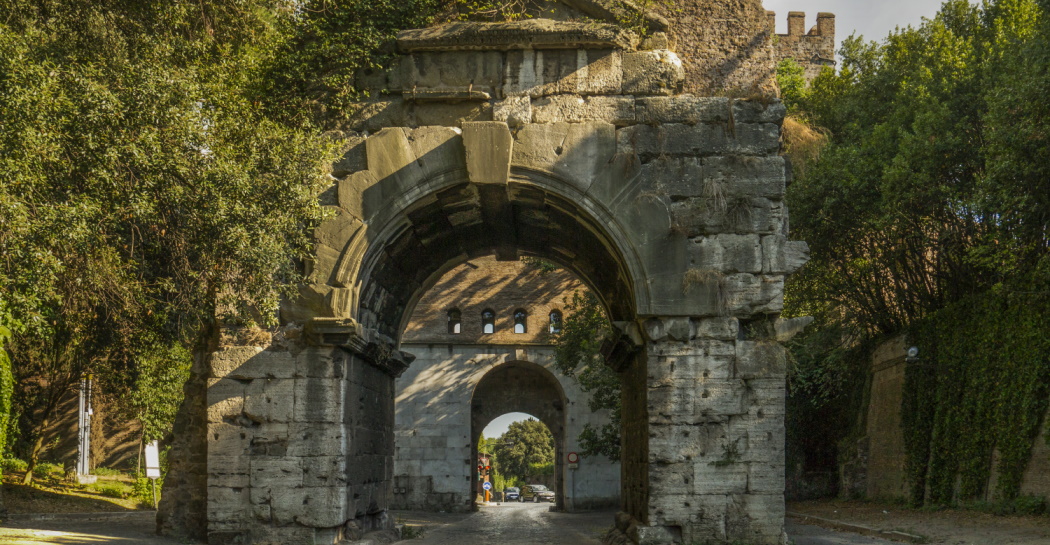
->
[503,487,520,501]
[521,484,555,503]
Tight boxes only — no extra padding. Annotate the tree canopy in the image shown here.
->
[492,418,554,482]
[781,0,1050,506]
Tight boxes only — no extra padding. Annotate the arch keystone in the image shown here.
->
[462,121,513,185]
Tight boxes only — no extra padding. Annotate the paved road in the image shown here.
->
[0,506,903,545]
[0,512,183,545]
[396,502,609,544]
[786,520,901,545]
[395,503,901,545]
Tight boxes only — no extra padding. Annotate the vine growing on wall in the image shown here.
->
[902,284,1050,507]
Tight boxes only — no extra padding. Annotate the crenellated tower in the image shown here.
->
[768,11,836,80]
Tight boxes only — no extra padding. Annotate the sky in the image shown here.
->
[481,1,956,442]
[483,412,535,438]
[763,0,955,49]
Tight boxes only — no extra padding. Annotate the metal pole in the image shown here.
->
[77,376,88,476]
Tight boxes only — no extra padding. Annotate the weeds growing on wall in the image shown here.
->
[903,284,1050,506]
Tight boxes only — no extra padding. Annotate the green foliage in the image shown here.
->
[492,419,554,482]
[0,304,14,461]
[0,0,336,472]
[92,467,123,477]
[88,480,131,499]
[2,457,27,473]
[130,344,192,442]
[784,0,1050,501]
[133,475,161,507]
[786,0,1045,336]
[551,291,621,460]
[259,0,445,126]
[776,58,808,109]
[903,287,1050,506]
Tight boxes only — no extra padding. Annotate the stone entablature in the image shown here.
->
[768,11,836,81]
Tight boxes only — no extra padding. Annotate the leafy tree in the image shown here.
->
[552,291,621,460]
[781,0,1050,502]
[0,0,334,482]
[493,419,553,482]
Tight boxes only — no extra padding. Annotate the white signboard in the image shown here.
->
[145,440,162,479]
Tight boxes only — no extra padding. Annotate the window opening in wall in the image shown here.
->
[447,308,462,334]
[482,309,495,334]
[513,309,528,334]
[549,310,562,334]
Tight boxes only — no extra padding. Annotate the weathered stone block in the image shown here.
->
[406,126,467,182]
[691,317,739,340]
[294,377,345,423]
[250,456,303,491]
[462,122,512,185]
[761,235,810,274]
[531,95,635,125]
[208,455,250,488]
[643,317,690,342]
[748,462,786,494]
[331,133,367,178]
[705,156,786,199]
[511,121,616,194]
[504,49,623,97]
[243,377,295,424]
[492,96,531,128]
[638,156,704,199]
[732,99,787,124]
[717,234,762,273]
[636,96,730,125]
[730,123,781,155]
[208,422,251,457]
[736,342,787,379]
[696,379,748,417]
[413,101,493,127]
[694,462,749,494]
[210,347,265,379]
[648,423,721,463]
[289,424,347,457]
[622,50,684,96]
[400,51,504,94]
[297,486,348,528]
[207,378,245,424]
[345,98,412,133]
[248,423,291,457]
[295,349,345,379]
[725,493,785,542]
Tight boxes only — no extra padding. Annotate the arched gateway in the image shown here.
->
[159,1,811,544]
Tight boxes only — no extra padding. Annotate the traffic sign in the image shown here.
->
[567,451,579,464]
[483,481,492,490]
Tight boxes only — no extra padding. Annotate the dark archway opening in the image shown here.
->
[471,361,567,511]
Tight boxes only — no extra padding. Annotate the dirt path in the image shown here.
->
[790,500,1050,544]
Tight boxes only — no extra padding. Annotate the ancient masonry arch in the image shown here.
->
[160,2,813,544]
[392,258,621,513]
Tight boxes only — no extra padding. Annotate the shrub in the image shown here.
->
[93,467,123,477]
[2,458,28,473]
[88,480,130,499]
[134,475,163,508]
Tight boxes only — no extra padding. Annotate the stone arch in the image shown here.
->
[180,9,809,543]
[470,361,567,509]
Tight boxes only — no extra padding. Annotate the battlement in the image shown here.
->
[767,10,836,81]
[767,11,835,38]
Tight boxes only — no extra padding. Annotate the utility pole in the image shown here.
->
[77,373,94,484]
